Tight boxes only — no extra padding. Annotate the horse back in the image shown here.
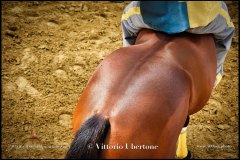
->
[71,30,217,158]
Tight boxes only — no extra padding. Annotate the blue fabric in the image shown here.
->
[140,1,190,34]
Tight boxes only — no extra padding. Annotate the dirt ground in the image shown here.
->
[1,1,238,159]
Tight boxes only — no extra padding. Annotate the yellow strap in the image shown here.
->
[176,128,188,159]
[122,7,141,21]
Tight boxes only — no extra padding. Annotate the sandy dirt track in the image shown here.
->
[1,1,238,159]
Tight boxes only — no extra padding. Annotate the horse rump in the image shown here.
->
[65,114,110,159]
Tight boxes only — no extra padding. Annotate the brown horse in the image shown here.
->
[65,29,217,159]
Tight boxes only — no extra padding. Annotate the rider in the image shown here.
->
[121,1,235,159]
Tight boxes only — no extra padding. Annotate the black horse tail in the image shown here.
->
[65,114,110,159]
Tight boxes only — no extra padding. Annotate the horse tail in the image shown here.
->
[65,114,110,159]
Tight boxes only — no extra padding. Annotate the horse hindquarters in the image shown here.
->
[100,65,192,158]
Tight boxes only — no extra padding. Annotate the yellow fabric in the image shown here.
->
[176,128,188,159]
[187,1,233,28]
[219,7,234,28]
[214,73,223,87]
[122,7,140,21]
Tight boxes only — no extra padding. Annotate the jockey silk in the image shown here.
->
[121,1,235,86]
